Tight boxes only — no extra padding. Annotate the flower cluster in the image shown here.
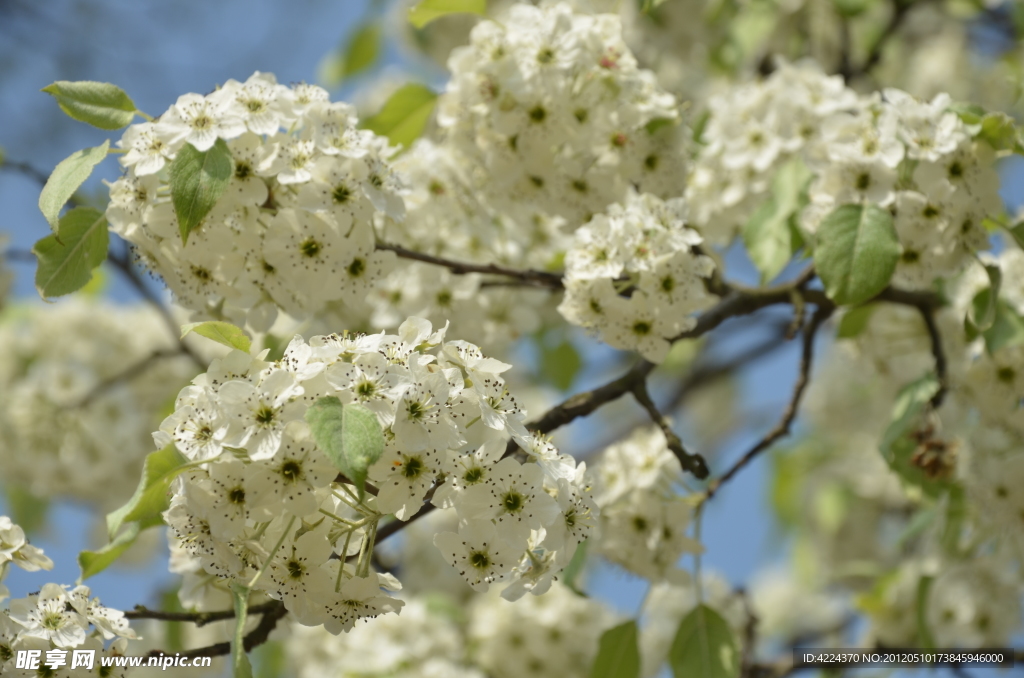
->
[558,191,716,362]
[1,517,135,677]
[287,597,484,678]
[591,426,702,582]
[438,2,688,231]
[803,89,1000,289]
[0,299,196,511]
[159,317,593,633]
[467,585,615,678]
[689,60,1002,290]
[686,60,859,245]
[107,72,403,331]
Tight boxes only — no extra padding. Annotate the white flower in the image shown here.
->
[9,584,87,649]
[434,520,517,592]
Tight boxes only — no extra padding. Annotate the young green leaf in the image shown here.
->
[743,159,811,283]
[408,0,486,28]
[561,539,589,596]
[669,604,739,678]
[181,321,252,353]
[814,204,900,306]
[78,522,142,582]
[879,373,949,498]
[640,0,670,13]
[915,575,936,650]
[230,584,255,678]
[980,301,1024,354]
[363,84,438,150]
[38,140,110,231]
[169,138,233,244]
[320,22,382,86]
[836,304,877,339]
[41,81,137,130]
[33,207,109,299]
[966,264,1002,332]
[539,337,582,391]
[106,445,189,540]
[305,397,385,501]
[591,620,640,678]
[1006,221,1024,249]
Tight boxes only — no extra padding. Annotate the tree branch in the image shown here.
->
[845,0,917,81]
[0,159,50,187]
[125,601,282,628]
[68,349,194,408]
[376,242,564,290]
[704,304,834,501]
[105,244,205,369]
[631,378,710,479]
[146,600,288,659]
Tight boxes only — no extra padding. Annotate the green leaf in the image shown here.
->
[980,301,1024,353]
[966,264,1001,332]
[591,620,640,678]
[947,101,986,126]
[320,22,382,87]
[5,487,49,537]
[181,321,252,353]
[915,575,936,650]
[38,140,110,231]
[363,84,438,150]
[831,0,872,17]
[743,159,811,283]
[169,138,233,244]
[230,584,254,678]
[561,539,588,595]
[78,522,141,581]
[640,0,669,13]
[304,397,385,501]
[539,338,582,391]
[1006,221,1024,249]
[408,0,486,28]
[669,604,740,678]
[978,112,1018,151]
[41,81,136,130]
[836,304,877,338]
[253,641,286,678]
[33,207,109,299]
[879,374,949,498]
[106,445,189,540]
[814,204,900,306]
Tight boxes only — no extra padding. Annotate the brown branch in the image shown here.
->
[106,246,205,370]
[704,304,834,501]
[918,305,948,409]
[631,379,710,479]
[3,248,37,263]
[376,242,564,290]
[0,159,51,187]
[68,349,191,408]
[146,600,288,659]
[846,0,916,81]
[374,281,934,541]
[125,601,281,628]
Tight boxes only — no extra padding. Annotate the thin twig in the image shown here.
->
[704,304,834,501]
[125,601,281,628]
[105,245,205,369]
[376,242,564,290]
[846,0,916,81]
[68,349,191,408]
[631,379,709,479]
[918,306,948,409]
[0,159,50,187]
[3,248,37,263]
[146,600,288,659]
